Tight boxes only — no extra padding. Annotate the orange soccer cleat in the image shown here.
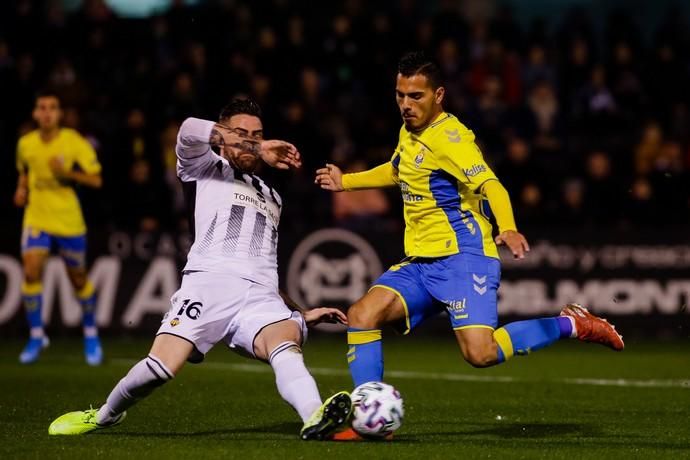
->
[560,303,624,351]
[329,428,393,442]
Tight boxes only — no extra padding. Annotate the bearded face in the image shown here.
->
[220,114,263,173]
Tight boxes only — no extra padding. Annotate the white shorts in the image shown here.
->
[157,271,306,361]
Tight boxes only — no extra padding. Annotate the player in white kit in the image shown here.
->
[48,98,353,440]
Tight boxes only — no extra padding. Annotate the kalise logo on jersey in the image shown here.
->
[463,164,487,177]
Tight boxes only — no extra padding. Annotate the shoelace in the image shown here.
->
[82,407,97,424]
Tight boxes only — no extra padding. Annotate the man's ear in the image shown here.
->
[435,86,445,105]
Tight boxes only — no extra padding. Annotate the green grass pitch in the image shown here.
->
[1,334,688,459]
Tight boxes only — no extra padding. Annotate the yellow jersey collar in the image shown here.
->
[408,112,452,135]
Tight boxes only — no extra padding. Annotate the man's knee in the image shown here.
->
[67,269,88,290]
[23,264,42,283]
[347,288,404,329]
[347,302,383,329]
[461,343,499,368]
[254,320,302,361]
[149,334,194,374]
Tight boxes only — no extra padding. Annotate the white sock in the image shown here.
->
[269,342,322,422]
[97,354,173,424]
[566,316,577,338]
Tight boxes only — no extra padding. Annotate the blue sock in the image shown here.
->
[24,294,43,329]
[21,281,43,334]
[494,317,572,363]
[80,296,96,328]
[347,327,383,387]
[77,281,98,334]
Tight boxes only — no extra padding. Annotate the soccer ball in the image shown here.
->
[351,381,404,438]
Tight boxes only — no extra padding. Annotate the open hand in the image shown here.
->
[260,140,302,170]
[303,307,348,327]
[314,163,344,191]
[495,230,530,259]
[48,156,67,177]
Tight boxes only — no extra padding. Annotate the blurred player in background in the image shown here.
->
[14,90,103,365]
[316,52,624,439]
[49,98,353,440]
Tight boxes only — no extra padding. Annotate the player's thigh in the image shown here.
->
[149,333,195,375]
[21,228,51,281]
[226,283,306,361]
[347,287,407,328]
[158,272,251,364]
[424,252,501,331]
[56,234,88,288]
[253,319,302,362]
[351,259,435,333]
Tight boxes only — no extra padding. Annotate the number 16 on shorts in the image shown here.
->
[170,299,203,327]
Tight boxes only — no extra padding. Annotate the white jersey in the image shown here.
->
[176,118,282,288]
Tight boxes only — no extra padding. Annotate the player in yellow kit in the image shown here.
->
[14,91,104,365]
[316,52,623,440]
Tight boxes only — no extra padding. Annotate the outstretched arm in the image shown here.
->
[482,180,530,259]
[259,140,302,170]
[279,290,348,327]
[177,117,241,159]
[179,117,301,171]
[315,162,397,192]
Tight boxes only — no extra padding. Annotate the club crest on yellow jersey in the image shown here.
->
[414,148,426,168]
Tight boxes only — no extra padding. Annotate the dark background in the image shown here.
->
[0,0,688,337]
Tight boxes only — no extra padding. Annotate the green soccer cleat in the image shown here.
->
[48,408,126,435]
[300,391,353,441]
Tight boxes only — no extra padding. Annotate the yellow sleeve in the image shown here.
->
[342,162,397,191]
[482,179,517,233]
[435,138,497,192]
[72,133,102,174]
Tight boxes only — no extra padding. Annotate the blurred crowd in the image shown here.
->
[1,0,689,237]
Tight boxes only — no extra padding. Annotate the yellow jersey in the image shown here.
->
[16,128,101,236]
[343,112,500,259]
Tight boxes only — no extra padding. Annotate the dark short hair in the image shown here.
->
[398,51,443,89]
[35,89,61,104]
[219,97,262,121]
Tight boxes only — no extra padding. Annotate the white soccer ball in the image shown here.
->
[351,381,404,438]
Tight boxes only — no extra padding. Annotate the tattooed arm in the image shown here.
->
[209,126,225,149]
[176,118,243,180]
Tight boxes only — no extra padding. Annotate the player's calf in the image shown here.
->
[269,341,324,423]
[97,354,174,424]
[455,327,501,368]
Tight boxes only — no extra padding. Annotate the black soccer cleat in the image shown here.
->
[300,391,353,441]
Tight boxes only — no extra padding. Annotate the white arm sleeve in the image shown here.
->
[176,117,220,181]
